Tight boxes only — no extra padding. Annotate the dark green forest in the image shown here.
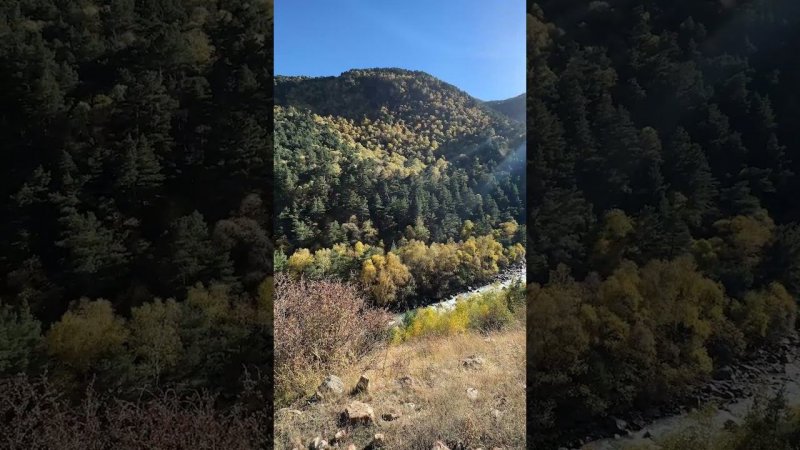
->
[527,0,800,448]
[0,0,273,446]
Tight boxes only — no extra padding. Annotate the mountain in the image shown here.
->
[273,68,526,310]
[274,68,526,258]
[275,69,525,165]
[485,93,526,123]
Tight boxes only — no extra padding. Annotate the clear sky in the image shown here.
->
[275,1,526,101]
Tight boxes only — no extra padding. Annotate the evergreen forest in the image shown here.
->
[527,0,800,447]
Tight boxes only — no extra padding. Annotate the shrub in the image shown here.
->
[274,274,390,405]
[394,286,518,342]
[0,375,267,449]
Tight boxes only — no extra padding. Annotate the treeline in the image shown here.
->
[274,70,526,255]
[277,223,524,307]
[527,0,800,447]
[1,281,272,400]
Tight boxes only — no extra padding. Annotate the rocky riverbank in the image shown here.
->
[566,334,800,449]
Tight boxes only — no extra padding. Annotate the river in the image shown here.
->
[580,337,800,450]
[389,266,525,326]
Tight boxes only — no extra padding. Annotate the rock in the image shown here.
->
[334,429,347,441]
[342,401,376,426]
[346,445,357,450]
[490,408,503,419]
[382,410,401,421]
[313,375,345,401]
[461,355,486,369]
[353,374,370,395]
[310,437,329,449]
[371,433,385,448]
[466,387,479,400]
[432,441,450,450]
[714,366,733,380]
[612,416,628,432]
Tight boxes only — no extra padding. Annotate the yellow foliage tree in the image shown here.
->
[286,248,314,276]
[360,252,412,305]
[46,299,128,373]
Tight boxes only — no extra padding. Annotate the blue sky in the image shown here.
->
[275,1,526,101]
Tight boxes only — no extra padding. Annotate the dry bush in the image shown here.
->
[274,274,391,406]
[0,375,268,449]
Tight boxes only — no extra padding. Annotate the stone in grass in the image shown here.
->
[333,429,347,441]
[370,433,385,448]
[432,441,451,450]
[381,409,401,421]
[353,374,370,395]
[466,387,479,400]
[312,375,344,402]
[309,437,329,449]
[461,355,486,369]
[342,401,376,426]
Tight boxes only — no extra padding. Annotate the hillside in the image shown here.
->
[485,94,526,123]
[526,1,800,448]
[274,69,526,307]
[275,305,526,450]
[0,0,273,447]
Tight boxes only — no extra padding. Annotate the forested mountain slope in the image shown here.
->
[0,2,273,441]
[526,1,800,447]
[485,93,526,123]
[274,69,526,307]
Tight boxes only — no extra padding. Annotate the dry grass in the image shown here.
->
[274,325,526,450]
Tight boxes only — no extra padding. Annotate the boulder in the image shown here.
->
[611,416,628,433]
[353,374,370,395]
[714,366,733,380]
[313,375,345,402]
[342,401,376,426]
